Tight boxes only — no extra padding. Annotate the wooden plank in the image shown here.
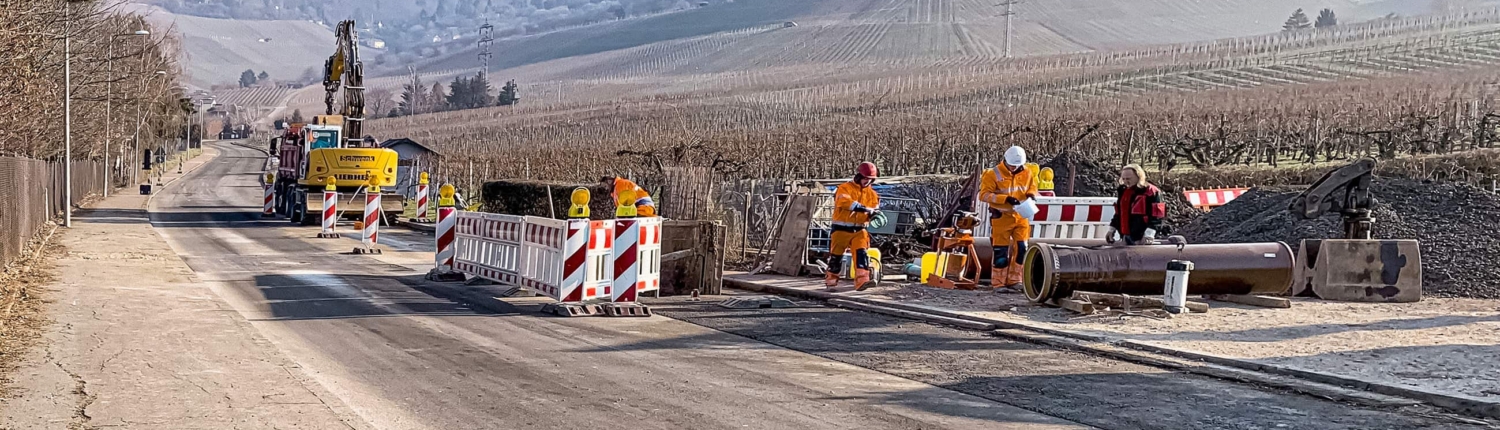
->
[1073,292,1210,313]
[770,195,816,276]
[1204,294,1292,309]
[1056,298,1096,314]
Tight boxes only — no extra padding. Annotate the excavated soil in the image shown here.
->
[1179,179,1500,299]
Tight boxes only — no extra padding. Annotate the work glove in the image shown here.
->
[1105,228,1120,244]
[1005,196,1021,205]
[1142,228,1158,245]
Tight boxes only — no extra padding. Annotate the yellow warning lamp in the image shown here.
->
[438,184,456,207]
[264,172,275,184]
[568,187,591,219]
[366,171,380,194]
[615,188,638,218]
[324,175,337,191]
[419,172,430,185]
[1038,167,1056,192]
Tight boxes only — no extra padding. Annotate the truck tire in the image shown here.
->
[289,191,306,224]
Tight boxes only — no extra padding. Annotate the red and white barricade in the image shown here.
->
[435,206,457,271]
[974,196,1116,240]
[1184,188,1248,210]
[450,212,663,304]
[361,193,381,251]
[416,183,431,222]
[519,216,568,299]
[634,217,663,297]
[263,185,275,217]
[318,190,338,238]
[452,212,525,285]
[611,219,641,303]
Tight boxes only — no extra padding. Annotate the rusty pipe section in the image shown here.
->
[971,237,1109,278]
[1022,242,1294,303]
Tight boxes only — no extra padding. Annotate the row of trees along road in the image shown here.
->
[1,1,189,160]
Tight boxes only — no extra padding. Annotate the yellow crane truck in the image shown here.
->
[269,20,403,225]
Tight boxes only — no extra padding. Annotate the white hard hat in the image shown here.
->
[1004,146,1027,167]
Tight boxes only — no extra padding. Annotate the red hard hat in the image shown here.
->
[856,162,878,178]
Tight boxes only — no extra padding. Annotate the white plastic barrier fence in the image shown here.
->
[1183,188,1248,210]
[451,212,661,303]
[974,196,1116,239]
[452,213,525,285]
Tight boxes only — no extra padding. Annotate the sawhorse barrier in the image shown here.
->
[449,211,662,317]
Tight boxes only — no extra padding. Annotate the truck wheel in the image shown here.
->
[290,198,305,224]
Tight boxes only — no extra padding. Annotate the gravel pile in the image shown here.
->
[1178,179,1500,299]
[1041,152,1116,197]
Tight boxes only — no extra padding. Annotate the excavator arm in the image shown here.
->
[322,20,365,148]
[1287,159,1376,239]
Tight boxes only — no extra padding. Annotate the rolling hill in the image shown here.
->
[126,3,335,88]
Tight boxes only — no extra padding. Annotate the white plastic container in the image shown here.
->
[1164,260,1194,314]
[1016,199,1040,220]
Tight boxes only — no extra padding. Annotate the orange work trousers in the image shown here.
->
[828,229,872,274]
[989,214,1031,287]
[637,205,657,217]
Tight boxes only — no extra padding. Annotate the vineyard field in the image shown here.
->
[126,4,333,87]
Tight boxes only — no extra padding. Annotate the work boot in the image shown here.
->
[997,283,1023,294]
[823,271,839,290]
[990,268,1008,288]
[854,269,876,291]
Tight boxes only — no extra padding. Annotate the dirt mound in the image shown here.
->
[1041,152,1116,198]
[1179,179,1500,299]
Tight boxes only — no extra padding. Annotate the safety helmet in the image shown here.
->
[856,162,878,179]
[1004,146,1027,167]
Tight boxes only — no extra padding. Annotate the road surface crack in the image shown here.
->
[54,358,95,430]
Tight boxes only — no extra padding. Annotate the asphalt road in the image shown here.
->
[148,141,1482,430]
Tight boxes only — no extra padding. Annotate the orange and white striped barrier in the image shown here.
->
[611,218,640,303]
[1184,188,1248,210]
[262,184,276,218]
[317,187,338,238]
[356,189,382,254]
[635,217,663,297]
[435,206,457,270]
[415,182,431,222]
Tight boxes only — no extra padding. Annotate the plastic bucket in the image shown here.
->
[1016,199,1040,220]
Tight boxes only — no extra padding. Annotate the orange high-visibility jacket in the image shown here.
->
[831,181,880,228]
[978,163,1039,218]
[611,177,655,208]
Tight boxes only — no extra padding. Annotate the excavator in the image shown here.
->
[1287,159,1422,302]
[270,20,402,225]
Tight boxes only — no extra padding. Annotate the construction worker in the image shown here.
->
[825,162,882,291]
[600,176,657,217]
[978,146,1039,290]
[1108,164,1167,245]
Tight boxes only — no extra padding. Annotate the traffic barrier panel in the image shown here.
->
[452,212,525,285]
[974,196,1115,239]
[519,216,568,300]
[583,220,615,301]
[360,193,381,252]
[636,217,663,296]
[1184,188,1248,210]
[611,218,641,302]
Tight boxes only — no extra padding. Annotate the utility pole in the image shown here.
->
[64,1,72,228]
[999,0,1022,58]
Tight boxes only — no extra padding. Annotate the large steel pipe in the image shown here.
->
[972,237,1109,278]
[1022,242,1294,303]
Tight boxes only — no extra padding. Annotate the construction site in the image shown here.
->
[4,0,1500,429]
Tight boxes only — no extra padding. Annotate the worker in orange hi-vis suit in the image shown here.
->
[600,176,657,217]
[825,162,882,291]
[978,146,1039,291]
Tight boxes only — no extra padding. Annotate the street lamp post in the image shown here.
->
[104,29,151,199]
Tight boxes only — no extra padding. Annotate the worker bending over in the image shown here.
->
[825,162,882,291]
[600,176,657,217]
[978,146,1038,290]
[1108,164,1166,245]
